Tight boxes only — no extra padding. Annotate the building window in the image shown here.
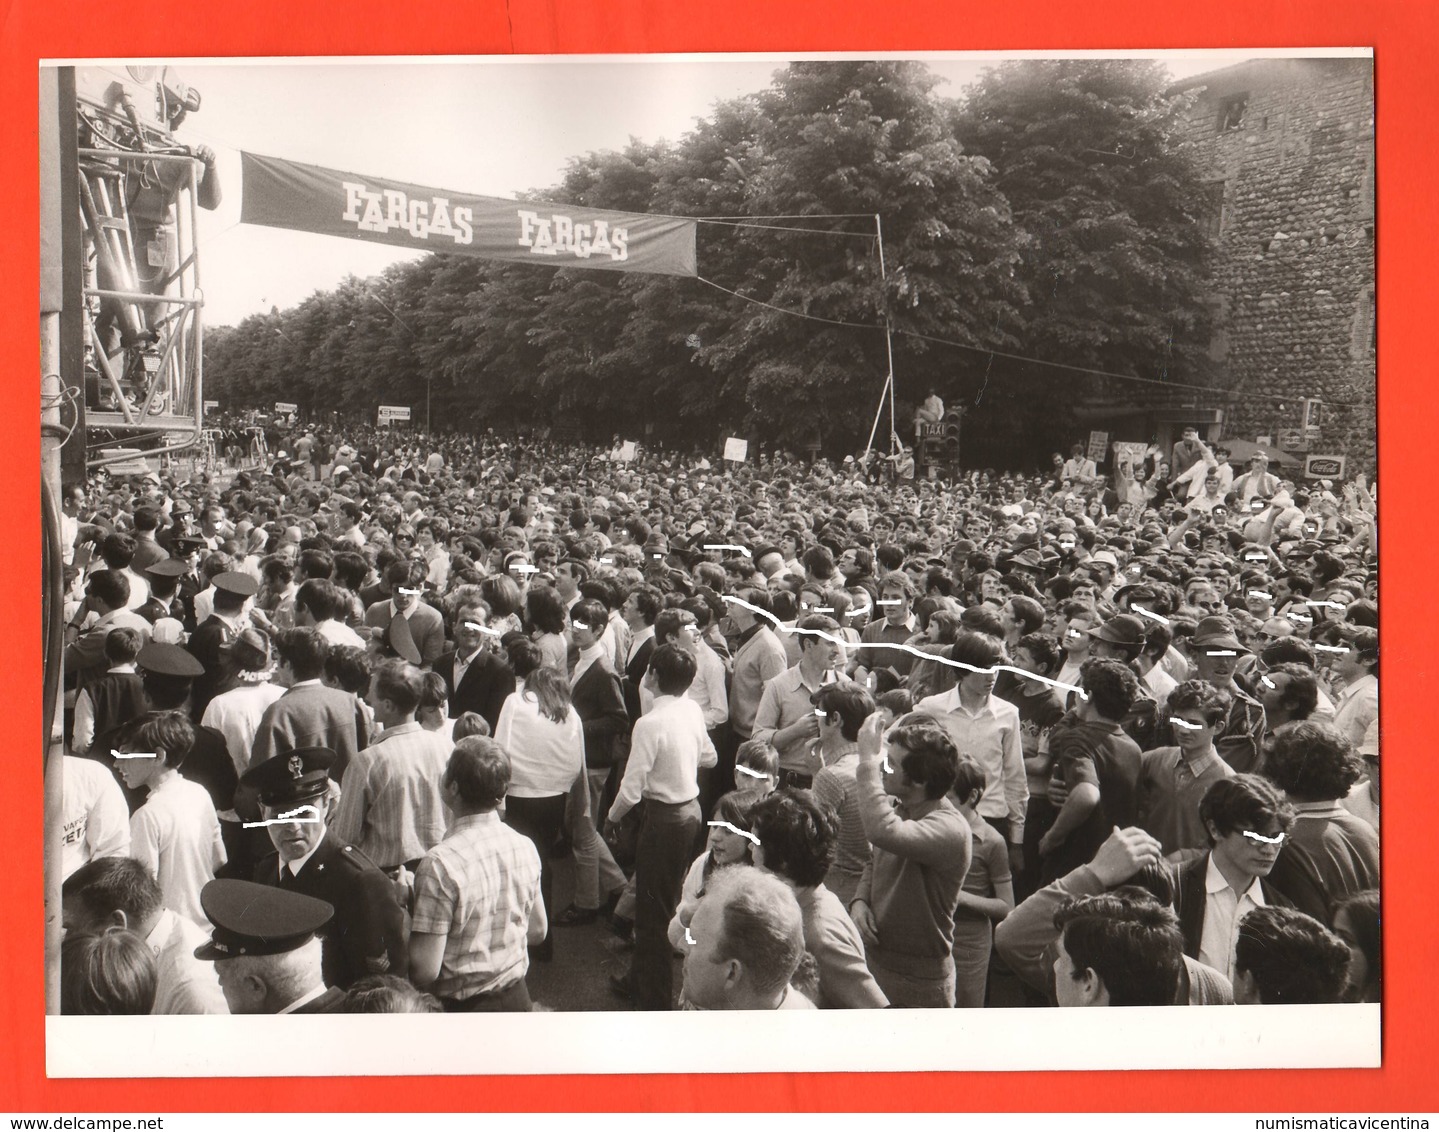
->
[1351,287,1376,360]
[1201,181,1227,240]
[1218,93,1249,134]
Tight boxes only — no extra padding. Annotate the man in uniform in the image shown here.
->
[136,557,190,631]
[241,746,407,990]
[187,571,259,722]
[194,878,348,1014]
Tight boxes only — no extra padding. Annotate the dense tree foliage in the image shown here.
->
[205,60,1214,460]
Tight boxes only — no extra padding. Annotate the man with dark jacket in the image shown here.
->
[433,601,514,733]
[242,747,406,990]
[195,878,349,1014]
[186,571,259,724]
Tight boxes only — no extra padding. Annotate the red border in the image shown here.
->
[4,0,1433,1113]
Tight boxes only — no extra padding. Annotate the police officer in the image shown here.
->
[240,746,407,990]
[187,570,260,721]
[194,878,348,1014]
[134,642,238,818]
[136,557,190,627]
[166,534,209,632]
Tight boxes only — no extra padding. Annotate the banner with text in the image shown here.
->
[241,152,698,277]
[378,405,411,424]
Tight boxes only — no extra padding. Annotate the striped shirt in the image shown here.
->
[812,748,871,900]
[330,721,451,868]
[411,811,542,1000]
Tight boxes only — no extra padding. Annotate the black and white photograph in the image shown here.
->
[39,49,1380,1076]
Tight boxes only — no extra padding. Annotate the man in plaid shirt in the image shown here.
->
[408,737,546,1012]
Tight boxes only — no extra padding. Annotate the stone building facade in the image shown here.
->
[1174,58,1376,468]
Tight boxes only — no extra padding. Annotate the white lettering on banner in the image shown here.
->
[341,181,474,245]
[516,209,630,263]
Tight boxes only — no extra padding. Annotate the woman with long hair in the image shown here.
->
[494,636,585,963]
[525,585,570,672]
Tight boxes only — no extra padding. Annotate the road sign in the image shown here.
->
[377,404,411,424]
[1304,454,1347,479]
[723,437,749,462]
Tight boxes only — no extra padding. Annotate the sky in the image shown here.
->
[68,50,1331,327]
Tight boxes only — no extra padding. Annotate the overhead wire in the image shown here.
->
[176,126,1366,411]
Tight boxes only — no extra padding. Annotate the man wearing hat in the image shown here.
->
[134,642,239,820]
[154,498,192,557]
[242,747,406,990]
[187,571,259,723]
[1186,616,1267,775]
[1083,614,1161,750]
[1085,550,1121,603]
[136,557,190,627]
[196,878,347,1013]
[165,535,209,631]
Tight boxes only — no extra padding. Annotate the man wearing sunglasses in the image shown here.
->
[1184,775,1296,984]
[996,771,1294,1007]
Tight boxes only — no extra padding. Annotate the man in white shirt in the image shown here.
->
[1063,444,1097,482]
[1331,629,1379,748]
[294,579,367,649]
[604,645,716,1010]
[201,627,286,779]
[59,756,130,879]
[1193,775,1294,984]
[916,630,1028,875]
[117,711,227,929]
[1233,453,1281,505]
[334,501,367,547]
[62,856,228,1013]
[639,608,728,731]
[1174,444,1235,499]
[332,660,452,870]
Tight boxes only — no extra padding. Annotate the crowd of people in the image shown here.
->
[54,420,1381,1014]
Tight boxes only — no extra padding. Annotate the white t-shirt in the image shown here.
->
[130,774,227,929]
[61,756,130,879]
[146,909,229,1015]
[202,682,287,778]
[316,619,368,650]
